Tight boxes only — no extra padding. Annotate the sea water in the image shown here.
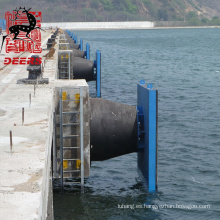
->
[54,28,220,220]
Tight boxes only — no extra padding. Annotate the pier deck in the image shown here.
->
[0,30,56,219]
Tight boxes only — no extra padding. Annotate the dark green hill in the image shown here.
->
[0,0,220,24]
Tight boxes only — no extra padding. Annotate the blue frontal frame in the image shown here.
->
[137,80,158,192]
[94,50,101,98]
[85,43,90,60]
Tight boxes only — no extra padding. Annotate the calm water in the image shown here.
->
[54,28,220,220]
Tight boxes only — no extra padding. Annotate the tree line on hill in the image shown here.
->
[0,0,220,26]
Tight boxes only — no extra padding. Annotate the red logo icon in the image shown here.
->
[1,7,42,54]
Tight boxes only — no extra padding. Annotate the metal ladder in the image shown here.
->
[59,87,84,193]
[59,51,71,79]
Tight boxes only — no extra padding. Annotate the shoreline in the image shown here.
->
[41,21,220,30]
[153,25,220,30]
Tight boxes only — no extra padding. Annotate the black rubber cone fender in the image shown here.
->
[90,98,137,161]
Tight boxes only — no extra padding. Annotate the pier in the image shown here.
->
[0,30,55,219]
[0,27,158,219]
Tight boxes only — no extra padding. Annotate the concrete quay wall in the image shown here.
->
[0,31,57,219]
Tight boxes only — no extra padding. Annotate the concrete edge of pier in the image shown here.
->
[0,30,57,220]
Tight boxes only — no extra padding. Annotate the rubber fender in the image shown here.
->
[71,43,79,49]
[90,98,137,161]
[72,49,85,58]
[72,57,94,81]
[65,37,79,49]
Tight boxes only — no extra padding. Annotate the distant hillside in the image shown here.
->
[0,0,220,25]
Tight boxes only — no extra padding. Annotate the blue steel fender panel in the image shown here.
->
[137,80,158,192]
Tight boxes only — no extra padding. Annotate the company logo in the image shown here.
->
[1,7,42,65]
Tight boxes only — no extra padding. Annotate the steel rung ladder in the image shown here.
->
[59,87,84,193]
[59,51,71,79]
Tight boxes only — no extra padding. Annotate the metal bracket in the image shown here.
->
[137,106,145,149]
